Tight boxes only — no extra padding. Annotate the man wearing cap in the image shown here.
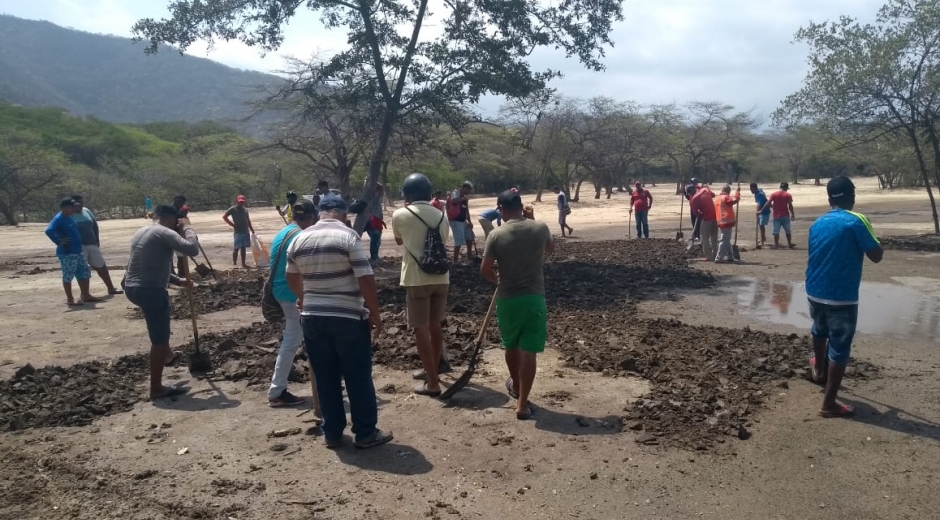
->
[761,182,796,249]
[392,173,452,396]
[482,190,553,420]
[714,185,741,263]
[447,181,474,263]
[805,176,883,418]
[223,195,255,268]
[124,205,201,399]
[45,198,102,306]
[630,181,653,238]
[750,183,771,247]
[286,194,391,449]
[70,195,122,295]
[265,199,319,407]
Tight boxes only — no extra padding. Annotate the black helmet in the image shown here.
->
[402,173,432,202]
[286,190,297,201]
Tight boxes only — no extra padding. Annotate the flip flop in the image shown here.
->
[505,378,519,399]
[413,382,442,397]
[818,404,856,418]
[150,386,189,400]
[82,296,103,303]
[108,289,124,295]
[165,351,182,367]
[516,403,535,420]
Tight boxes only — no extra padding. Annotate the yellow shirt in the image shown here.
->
[391,202,451,287]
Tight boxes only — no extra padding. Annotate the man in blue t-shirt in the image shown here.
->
[266,199,318,407]
[45,198,102,306]
[805,176,883,419]
[749,183,771,247]
[478,207,502,239]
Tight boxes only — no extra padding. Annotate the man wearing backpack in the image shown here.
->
[392,173,452,397]
[446,181,474,264]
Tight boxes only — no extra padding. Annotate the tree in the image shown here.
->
[133,0,624,230]
[0,133,67,225]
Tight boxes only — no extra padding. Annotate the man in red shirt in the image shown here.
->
[761,182,796,249]
[430,191,445,211]
[629,181,653,238]
[690,185,717,260]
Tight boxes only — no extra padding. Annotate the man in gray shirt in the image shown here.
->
[223,195,254,268]
[124,205,201,399]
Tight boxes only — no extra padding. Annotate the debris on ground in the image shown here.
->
[879,234,940,252]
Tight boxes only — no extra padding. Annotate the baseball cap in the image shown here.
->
[827,176,855,201]
[59,197,75,207]
[236,195,246,203]
[292,199,317,220]
[496,190,523,210]
[318,194,347,212]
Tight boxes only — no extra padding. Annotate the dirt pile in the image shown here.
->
[130,270,266,319]
[880,234,940,252]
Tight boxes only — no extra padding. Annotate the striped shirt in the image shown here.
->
[286,219,374,319]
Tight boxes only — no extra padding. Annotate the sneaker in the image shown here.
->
[354,429,394,449]
[268,390,305,408]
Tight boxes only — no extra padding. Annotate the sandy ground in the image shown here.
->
[1,176,939,520]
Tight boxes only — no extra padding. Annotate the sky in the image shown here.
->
[0,0,885,121]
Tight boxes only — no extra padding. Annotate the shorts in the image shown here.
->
[772,217,791,235]
[233,233,251,249]
[126,286,172,345]
[405,284,449,328]
[558,211,567,226]
[464,222,475,245]
[58,254,91,283]
[449,221,466,247]
[82,245,106,269]
[496,294,547,353]
[808,299,858,364]
[758,213,770,227]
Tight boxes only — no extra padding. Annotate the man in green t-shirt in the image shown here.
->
[481,190,554,420]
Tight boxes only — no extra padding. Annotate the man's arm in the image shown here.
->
[481,256,498,284]
[222,212,234,228]
[647,191,653,210]
[392,214,404,245]
[357,275,381,323]
[760,200,771,214]
[44,219,61,246]
[866,246,884,263]
[162,225,200,257]
[788,200,795,219]
[92,219,101,246]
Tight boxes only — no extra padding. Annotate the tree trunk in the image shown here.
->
[905,127,940,233]
[574,178,585,201]
[354,105,398,233]
[0,201,19,226]
[593,183,601,199]
[381,159,391,209]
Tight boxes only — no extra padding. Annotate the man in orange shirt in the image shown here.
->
[714,185,741,263]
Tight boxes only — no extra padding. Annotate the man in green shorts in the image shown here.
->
[481,190,554,420]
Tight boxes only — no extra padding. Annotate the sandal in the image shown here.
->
[809,355,828,384]
[505,378,519,399]
[516,403,535,420]
[108,288,124,295]
[67,301,84,307]
[818,404,856,418]
[413,382,442,397]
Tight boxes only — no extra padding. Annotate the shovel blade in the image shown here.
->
[731,245,741,261]
[440,341,482,400]
[187,349,213,375]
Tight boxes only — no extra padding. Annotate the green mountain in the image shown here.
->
[0,15,282,135]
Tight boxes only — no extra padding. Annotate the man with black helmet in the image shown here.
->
[392,173,452,397]
[277,191,299,222]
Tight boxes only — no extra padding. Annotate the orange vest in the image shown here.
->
[715,193,739,228]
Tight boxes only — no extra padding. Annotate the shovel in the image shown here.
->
[439,288,498,400]
[196,242,218,281]
[188,256,213,278]
[627,209,633,239]
[731,181,743,262]
[755,214,763,250]
[182,257,213,375]
[686,217,701,253]
[307,359,322,422]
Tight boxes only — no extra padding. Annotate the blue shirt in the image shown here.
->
[45,212,83,255]
[480,208,501,225]
[805,209,880,304]
[754,189,770,216]
[269,223,304,302]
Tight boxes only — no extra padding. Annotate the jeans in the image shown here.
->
[634,211,649,238]
[302,315,378,443]
[690,214,700,240]
[366,228,382,262]
[268,300,303,399]
[808,300,859,364]
[700,220,719,260]
[716,226,734,261]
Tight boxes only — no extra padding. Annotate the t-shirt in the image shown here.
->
[754,189,770,216]
[70,208,98,246]
[557,192,568,211]
[631,189,652,212]
[45,212,83,255]
[480,208,501,224]
[269,223,304,302]
[392,202,451,287]
[430,198,444,211]
[286,219,373,319]
[448,190,469,221]
[690,188,716,222]
[124,225,200,288]
[483,218,552,299]
[224,206,251,234]
[805,209,880,304]
[768,191,792,219]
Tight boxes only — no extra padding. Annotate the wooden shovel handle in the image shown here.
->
[182,257,200,348]
[475,288,499,344]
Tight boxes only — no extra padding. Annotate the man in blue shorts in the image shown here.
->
[223,195,255,268]
[749,183,771,247]
[45,198,102,306]
[805,176,883,418]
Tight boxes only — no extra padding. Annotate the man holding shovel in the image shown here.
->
[266,199,318,408]
[690,185,717,261]
[124,205,200,399]
[481,190,554,420]
[714,185,741,263]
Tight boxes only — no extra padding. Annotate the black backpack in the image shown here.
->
[404,206,451,275]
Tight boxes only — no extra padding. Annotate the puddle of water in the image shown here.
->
[734,278,940,343]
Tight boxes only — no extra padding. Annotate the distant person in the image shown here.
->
[70,195,121,295]
[761,182,796,249]
[481,190,554,420]
[478,207,502,239]
[750,183,771,247]
[316,179,335,198]
[363,183,386,268]
[392,173,452,395]
[684,178,701,240]
[552,186,574,237]
[630,181,653,238]
[276,191,298,222]
[446,181,474,263]
[430,190,445,211]
[714,185,741,263]
[223,195,255,268]
[44,198,101,306]
[145,195,153,218]
[805,177,883,418]
[124,205,200,399]
[266,199,318,408]
[690,185,717,261]
[171,195,188,274]
[286,195,391,449]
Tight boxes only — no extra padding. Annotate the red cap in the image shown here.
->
[236,195,246,203]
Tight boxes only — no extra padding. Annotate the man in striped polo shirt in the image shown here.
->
[285,195,392,449]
